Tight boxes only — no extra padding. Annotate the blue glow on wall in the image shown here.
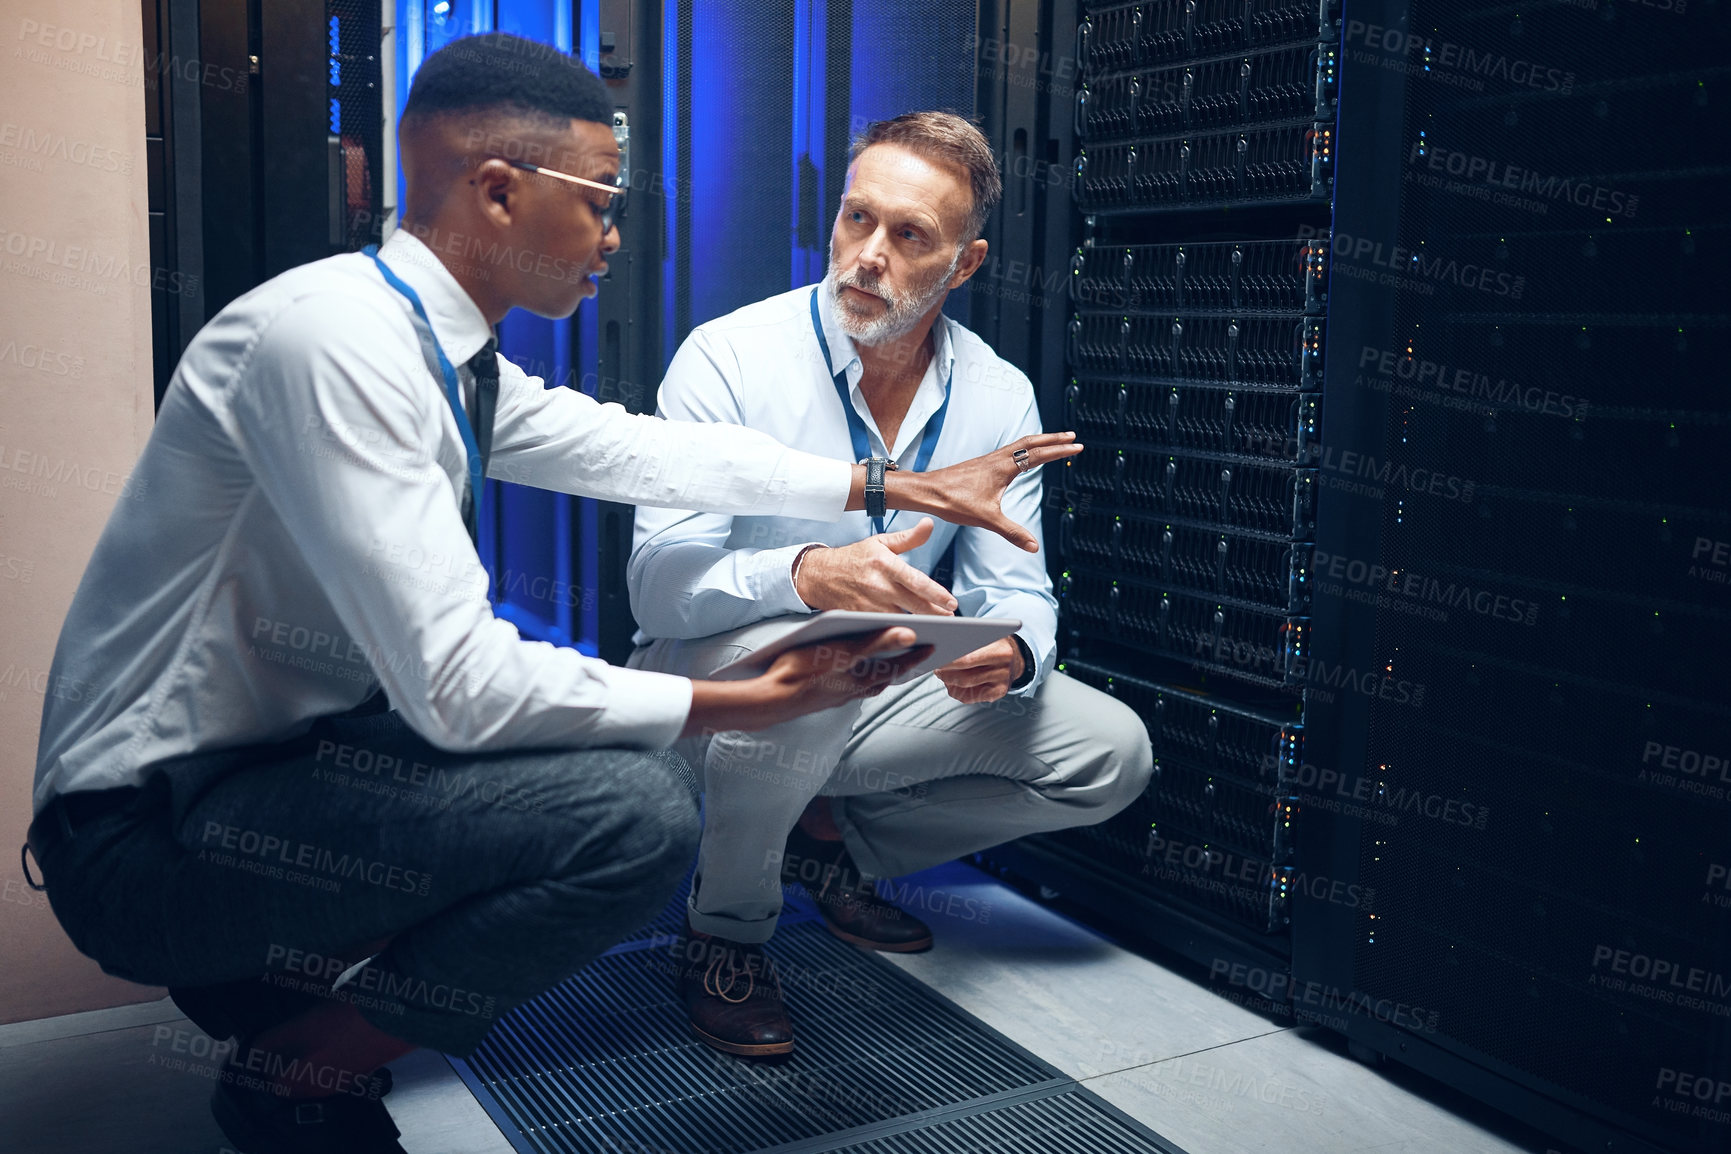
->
[849,3,976,324]
[493,1,554,43]
[424,0,490,52]
[669,0,977,344]
[684,2,794,328]
[849,4,974,126]
[578,0,599,71]
[789,0,828,288]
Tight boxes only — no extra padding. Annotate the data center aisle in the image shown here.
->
[852,862,1559,1154]
[0,862,1560,1154]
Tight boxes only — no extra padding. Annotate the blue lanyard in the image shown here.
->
[365,245,483,534]
[809,287,951,534]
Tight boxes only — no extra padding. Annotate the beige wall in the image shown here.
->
[0,0,162,1022]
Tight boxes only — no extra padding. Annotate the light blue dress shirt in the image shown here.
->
[629,277,1059,695]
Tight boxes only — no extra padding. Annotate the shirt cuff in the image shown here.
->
[590,665,694,749]
[751,542,827,617]
[997,604,1056,696]
[777,454,854,521]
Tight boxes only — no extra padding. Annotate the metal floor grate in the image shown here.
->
[811,1087,1186,1154]
[451,912,1186,1154]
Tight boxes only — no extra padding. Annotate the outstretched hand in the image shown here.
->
[902,432,1082,552]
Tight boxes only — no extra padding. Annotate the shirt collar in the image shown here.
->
[813,275,862,381]
[813,274,957,460]
[813,274,956,390]
[377,228,495,368]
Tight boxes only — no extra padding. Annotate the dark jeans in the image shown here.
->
[29,710,700,1057]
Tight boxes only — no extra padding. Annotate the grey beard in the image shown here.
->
[830,245,964,346]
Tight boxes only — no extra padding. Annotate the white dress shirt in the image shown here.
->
[31,231,857,814]
[629,278,1058,691]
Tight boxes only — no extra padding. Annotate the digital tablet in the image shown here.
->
[708,611,1023,686]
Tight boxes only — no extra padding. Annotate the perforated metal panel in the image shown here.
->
[328,0,382,250]
[451,916,1185,1154]
[994,0,1728,1147]
[1046,662,1301,936]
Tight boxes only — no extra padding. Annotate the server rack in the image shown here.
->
[1294,1,1730,1150]
[978,0,1730,1150]
[141,0,384,402]
[986,0,1340,976]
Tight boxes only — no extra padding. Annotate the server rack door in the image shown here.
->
[1309,1,1731,1151]
[144,0,382,401]
[988,0,1338,981]
[1003,0,1731,1148]
[991,1,1729,1150]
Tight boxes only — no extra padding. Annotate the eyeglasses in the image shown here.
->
[503,160,626,233]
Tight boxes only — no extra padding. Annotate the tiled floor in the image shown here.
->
[0,862,1562,1154]
[871,863,1559,1154]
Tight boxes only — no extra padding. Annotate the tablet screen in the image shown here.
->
[708,611,1022,685]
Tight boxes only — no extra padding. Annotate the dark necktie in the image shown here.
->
[462,338,500,545]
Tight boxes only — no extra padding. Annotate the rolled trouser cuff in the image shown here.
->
[685,890,783,945]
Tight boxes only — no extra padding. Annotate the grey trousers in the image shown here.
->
[28,710,700,1057]
[629,616,1154,943]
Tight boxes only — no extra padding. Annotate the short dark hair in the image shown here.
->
[403,33,610,128]
[849,112,1002,243]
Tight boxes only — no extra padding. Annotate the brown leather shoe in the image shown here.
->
[784,825,933,953]
[673,924,794,1058]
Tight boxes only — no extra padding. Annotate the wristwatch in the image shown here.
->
[863,457,897,521]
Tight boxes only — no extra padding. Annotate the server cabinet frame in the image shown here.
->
[591,0,668,663]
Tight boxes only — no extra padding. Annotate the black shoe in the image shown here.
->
[210,1062,402,1154]
[673,921,794,1058]
[784,824,933,953]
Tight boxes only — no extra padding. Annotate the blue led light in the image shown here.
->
[327,15,341,128]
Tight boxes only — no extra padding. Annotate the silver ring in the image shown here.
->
[1013,447,1031,472]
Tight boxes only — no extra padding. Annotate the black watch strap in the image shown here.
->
[864,457,894,520]
[1009,634,1037,691]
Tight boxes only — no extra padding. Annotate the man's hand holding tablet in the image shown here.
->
[682,626,934,736]
[707,613,1021,686]
[785,515,1033,705]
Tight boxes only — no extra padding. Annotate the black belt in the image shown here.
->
[51,785,143,830]
[21,785,143,892]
